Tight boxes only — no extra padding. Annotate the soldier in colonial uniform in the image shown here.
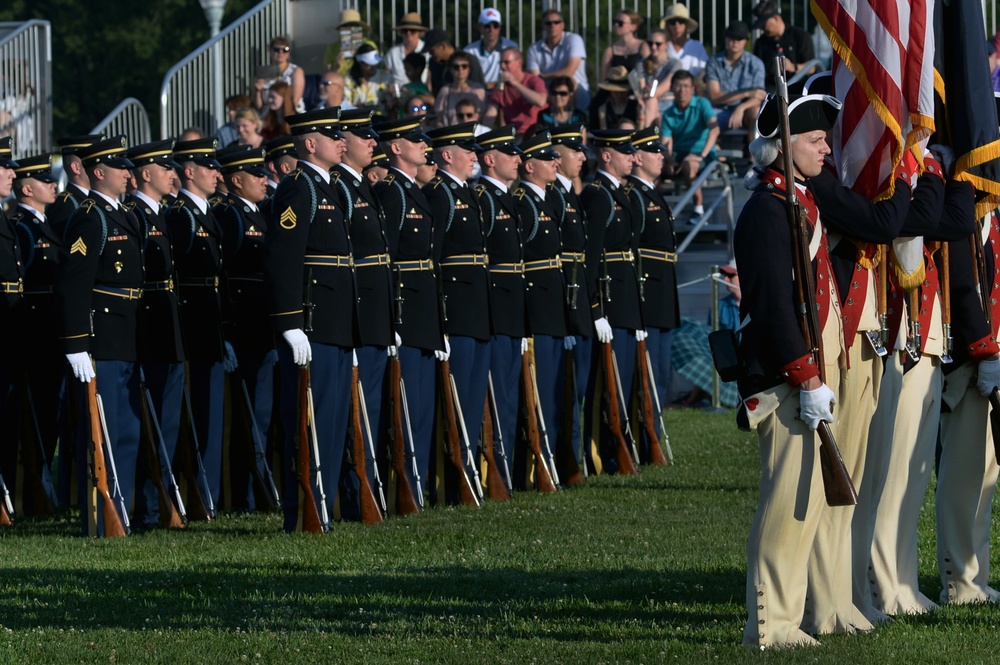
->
[512,132,573,483]
[550,125,593,476]
[625,126,679,455]
[166,139,234,508]
[47,134,104,241]
[424,122,489,504]
[56,136,144,535]
[582,129,643,474]
[125,139,186,524]
[0,138,22,515]
[474,125,526,489]
[374,117,442,497]
[214,144,275,511]
[263,107,356,531]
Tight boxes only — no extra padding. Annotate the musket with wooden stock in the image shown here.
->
[601,343,640,476]
[520,353,559,493]
[968,226,1000,463]
[19,385,57,516]
[774,56,857,506]
[138,378,186,528]
[636,340,669,466]
[350,367,385,524]
[486,372,514,496]
[178,383,215,520]
[388,358,421,515]
[481,391,512,500]
[87,381,129,537]
[296,365,328,532]
[232,375,281,512]
[438,360,481,506]
[0,471,13,525]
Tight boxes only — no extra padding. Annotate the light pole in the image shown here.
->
[200,0,228,131]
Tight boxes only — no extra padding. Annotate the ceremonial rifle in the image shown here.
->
[486,372,514,495]
[138,378,187,528]
[388,358,421,515]
[601,342,639,476]
[636,340,669,466]
[20,385,57,515]
[449,372,484,499]
[775,56,857,506]
[528,360,561,487]
[87,381,129,537]
[296,366,328,532]
[178,383,216,520]
[940,244,953,363]
[438,360,481,506]
[398,375,424,508]
[480,391,512,500]
[970,229,1000,463]
[350,367,385,524]
[520,353,559,493]
[233,374,281,512]
[0,472,13,525]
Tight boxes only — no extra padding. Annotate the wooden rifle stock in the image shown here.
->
[388,359,421,515]
[940,244,953,361]
[602,343,639,476]
[138,383,186,528]
[350,367,385,525]
[521,353,558,493]
[438,361,481,506]
[636,340,668,466]
[481,394,512,500]
[86,381,128,537]
[296,367,325,533]
[0,472,13,525]
[774,56,856,507]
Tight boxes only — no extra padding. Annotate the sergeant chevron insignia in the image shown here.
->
[70,238,87,256]
[279,206,297,229]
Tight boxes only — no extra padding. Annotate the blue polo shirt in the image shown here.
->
[660,96,717,160]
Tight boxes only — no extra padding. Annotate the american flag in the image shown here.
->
[812,0,936,201]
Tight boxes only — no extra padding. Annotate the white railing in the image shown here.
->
[0,20,52,158]
[160,0,289,139]
[674,160,735,256]
[91,98,152,146]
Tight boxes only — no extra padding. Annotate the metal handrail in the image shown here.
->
[787,58,827,87]
[674,160,735,256]
[90,98,152,145]
[0,20,52,157]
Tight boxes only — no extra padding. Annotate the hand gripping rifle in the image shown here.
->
[636,340,669,466]
[296,365,329,532]
[389,357,421,515]
[138,376,187,528]
[774,56,857,507]
[520,353,559,493]
[438,360,481,507]
[87,381,129,537]
[353,369,387,522]
[601,342,640,476]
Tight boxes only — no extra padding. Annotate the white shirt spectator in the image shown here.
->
[666,40,709,78]
[465,37,519,86]
[526,32,591,111]
[385,41,429,86]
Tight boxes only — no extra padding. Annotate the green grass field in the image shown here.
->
[1,409,999,664]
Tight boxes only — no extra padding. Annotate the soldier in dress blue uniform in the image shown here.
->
[55,136,143,535]
[264,136,298,199]
[363,147,390,186]
[214,144,275,511]
[582,129,644,474]
[125,139,186,524]
[263,107,357,531]
[550,125,593,477]
[474,125,527,490]
[47,135,105,241]
[374,116,443,500]
[424,122,489,504]
[512,132,575,485]
[625,126,680,457]
[0,138,23,516]
[10,154,63,502]
[332,107,395,520]
[165,138,235,509]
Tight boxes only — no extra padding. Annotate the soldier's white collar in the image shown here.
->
[16,202,45,222]
[180,188,208,214]
[390,166,416,185]
[480,175,508,194]
[301,159,331,184]
[631,175,655,190]
[69,182,89,198]
[338,163,363,183]
[237,195,259,213]
[439,169,468,187]
[555,173,573,192]
[597,169,620,189]
[135,190,160,215]
[92,190,121,210]
[522,180,546,200]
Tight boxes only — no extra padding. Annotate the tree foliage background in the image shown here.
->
[0,0,259,136]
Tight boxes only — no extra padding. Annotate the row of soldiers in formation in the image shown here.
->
[734,80,1000,648]
[0,105,682,536]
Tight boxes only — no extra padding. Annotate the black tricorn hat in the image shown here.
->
[756,93,842,139]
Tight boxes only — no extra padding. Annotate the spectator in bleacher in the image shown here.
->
[595,66,640,130]
[434,52,487,128]
[989,35,1000,92]
[538,76,588,130]
[261,81,294,139]
[216,94,253,148]
[385,12,429,87]
[601,10,650,81]
[179,128,204,141]
[526,9,591,112]
[315,71,353,111]
[751,1,816,90]
[345,44,393,116]
[253,36,306,114]
[638,30,683,126]
[232,108,264,149]
[403,94,433,121]
[660,70,719,218]
[422,29,485,94]
[464,8,518,91]
[704,22,766,133]
[659,4,708,89]
[484,48,548,136]
[324,8,378,75]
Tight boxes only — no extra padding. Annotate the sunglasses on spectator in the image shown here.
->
[272,45,290,53]
[456,112,477,119]
[647,40,665,47]
[551,90,570,97]
[614,19,626,27]
[410,104,428,112]
[666,19,687,26]
[482,22,500,29]
[544,19,563,26]
[401,28,420,34]
[452,63,470,70]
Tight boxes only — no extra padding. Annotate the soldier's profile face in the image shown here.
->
[789,130,829,179]
[0,167,14,198]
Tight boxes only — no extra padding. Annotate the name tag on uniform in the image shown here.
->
[107,235,129,242]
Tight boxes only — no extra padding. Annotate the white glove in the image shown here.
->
[388,331,402,357]
[282,329,312,366]
[563,335,577,350]
[976,358,1000,397]
[352,349,359,367]
[434,336,451,362]
[395,331,402,347]
[66,352,95,383]
[799,383,837,430]
[520,337,529,355]
[223,341,239,373]
[594,317,613,344]
[635,329,648,342]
